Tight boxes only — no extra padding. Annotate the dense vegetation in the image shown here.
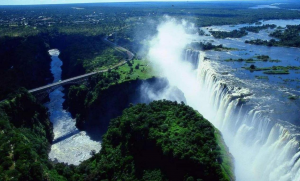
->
[1,2,300,36]
[2,2,300,180]
[0,89,234,181]
[269,25,300,47]
[188,42,236,51]
[1,2,300,97]
[245,39,277,47]
[224,55,281,63]
[240,24,276,33]
[210,29,248,39]
[73,100,234,181]
[46,32,125,79]
[65,71,155,130]
[209,24,277,39]
[0,36,53,100]
[0,30,131,98]
[243,65,300,74]
[0,89,66,180]
[245,25,300,47]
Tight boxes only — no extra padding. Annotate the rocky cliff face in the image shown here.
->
[64,78,186,140]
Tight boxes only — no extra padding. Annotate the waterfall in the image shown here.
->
[146,18,300,180]
[184,49,199,69]
[194,50,300,181]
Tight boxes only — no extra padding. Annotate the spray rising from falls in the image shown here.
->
[197,56,300,181]
[146,18,300,181]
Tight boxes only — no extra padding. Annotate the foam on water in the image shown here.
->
[45,49,101,165]
[146,19,300,180]
[196,52,300,181]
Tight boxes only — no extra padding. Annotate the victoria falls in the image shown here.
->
[0,1,300,181]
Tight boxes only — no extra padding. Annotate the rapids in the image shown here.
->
[45,49,101,165]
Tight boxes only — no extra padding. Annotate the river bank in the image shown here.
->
[45,49,101,165]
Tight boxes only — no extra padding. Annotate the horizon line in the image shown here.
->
[0,0,276,6]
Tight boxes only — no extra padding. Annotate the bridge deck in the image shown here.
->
[29,44,134,93]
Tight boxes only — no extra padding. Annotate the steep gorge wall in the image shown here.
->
[62,76,234,180]
[0,36,53,99]
[64,78,184,139]
[44,32,112,80]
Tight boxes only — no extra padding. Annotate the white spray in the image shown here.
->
[146,17,300,181]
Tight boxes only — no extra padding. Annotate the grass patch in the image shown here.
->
[84,48,124,72]
[213,47,238,51]
[244,65,300,73]
[115,59,155,83]
[224,56,281,63]
[255,76,269,80]
[263,70,289,74]
[244,67,272,71]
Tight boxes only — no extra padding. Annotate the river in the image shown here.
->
[196,19,300,181]
[44,18,300,179]
[198,19,300,123]
[146,18,300,181]
[45,49,101,165]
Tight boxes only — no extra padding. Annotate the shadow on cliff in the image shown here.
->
[83,78,186,141]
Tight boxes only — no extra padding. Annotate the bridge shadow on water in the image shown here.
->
[52,130,81,144]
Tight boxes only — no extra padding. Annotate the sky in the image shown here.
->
[0,0,274,6]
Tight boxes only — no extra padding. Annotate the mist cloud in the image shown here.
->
[143,16,300,181]
[145,16,210,114]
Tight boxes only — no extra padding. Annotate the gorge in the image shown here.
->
[45,49,101,165]
[2,2,300,180]
[45,19,300,181]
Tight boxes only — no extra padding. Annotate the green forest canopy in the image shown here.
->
[0,90,234,181]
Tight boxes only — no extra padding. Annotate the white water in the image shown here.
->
[146,18,300,181]
[45,49,101,165]
[197,54,300,181]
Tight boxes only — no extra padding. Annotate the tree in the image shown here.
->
[250,64,256,69]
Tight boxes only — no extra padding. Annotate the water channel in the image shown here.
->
[45,49,101,165]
